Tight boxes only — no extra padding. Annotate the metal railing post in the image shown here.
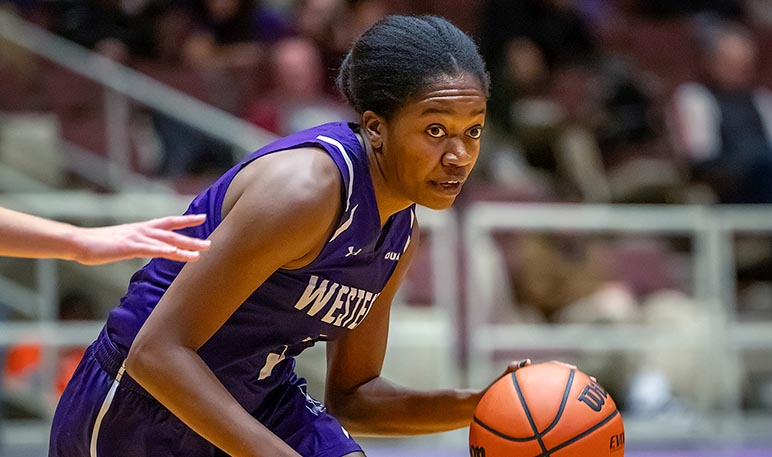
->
[103,88,133,190]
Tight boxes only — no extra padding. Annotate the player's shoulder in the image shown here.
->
[241,146,342,212]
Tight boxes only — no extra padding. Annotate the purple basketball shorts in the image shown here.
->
[49,331,363,457]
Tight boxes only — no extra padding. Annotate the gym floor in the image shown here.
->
[3,443,772,456]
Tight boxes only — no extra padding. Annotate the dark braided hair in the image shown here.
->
[336,15,490,119]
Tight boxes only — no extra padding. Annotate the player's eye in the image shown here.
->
[467,126,483,139]
[426,125,446,138]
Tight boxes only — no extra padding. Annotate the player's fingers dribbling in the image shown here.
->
[481,359,532,395]
[509,358,532,371]
[501,358,531,376]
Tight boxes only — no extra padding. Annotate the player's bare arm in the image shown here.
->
[325,224,477,435]
[125,147,342,457]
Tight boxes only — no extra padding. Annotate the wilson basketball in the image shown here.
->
[469,362,625,457]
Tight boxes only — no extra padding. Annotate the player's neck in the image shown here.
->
[357,132,412,227]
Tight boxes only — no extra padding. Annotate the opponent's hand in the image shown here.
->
[73,214,212,265]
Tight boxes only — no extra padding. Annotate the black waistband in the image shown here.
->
[93,329,153,399]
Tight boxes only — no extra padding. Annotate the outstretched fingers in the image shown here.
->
[75,214,212,264]
[134,214,211,261]
[144,214,208,231]
[132,231,211,262]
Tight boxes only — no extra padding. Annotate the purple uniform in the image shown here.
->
[50,122,416,457]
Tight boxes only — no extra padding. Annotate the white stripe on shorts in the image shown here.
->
[90,363,125,457]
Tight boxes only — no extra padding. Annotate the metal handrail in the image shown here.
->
[0,9,276,156]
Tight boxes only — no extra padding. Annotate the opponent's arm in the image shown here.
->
[0,206,210,264]
[124,148,342,457]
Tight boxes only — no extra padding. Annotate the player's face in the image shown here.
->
[380,73,487,210]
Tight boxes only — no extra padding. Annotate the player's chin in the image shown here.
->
[418,183,464,209]
[418,195,458,210]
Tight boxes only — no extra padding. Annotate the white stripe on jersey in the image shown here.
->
[316,135,354,212]
[330,204,358,242]
[402,208,415,253]
[90,364,125,457]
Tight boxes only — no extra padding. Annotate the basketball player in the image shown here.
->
[0,206,211,264]
[49,15,525,457]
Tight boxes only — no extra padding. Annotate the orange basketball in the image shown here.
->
[469,362,625,457]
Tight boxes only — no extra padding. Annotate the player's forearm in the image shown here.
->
[0,207,81,261]
[125,342,301,457]
[329,376,483,436]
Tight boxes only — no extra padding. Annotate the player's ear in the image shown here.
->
[361,110,384,150]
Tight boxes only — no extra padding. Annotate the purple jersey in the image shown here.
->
[104,122,415,412]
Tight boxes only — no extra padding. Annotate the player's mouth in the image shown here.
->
[431,177,466,196]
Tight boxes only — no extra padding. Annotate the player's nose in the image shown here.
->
[441,138,474,168]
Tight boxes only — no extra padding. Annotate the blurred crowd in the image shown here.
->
[2,0,772,418]
[3,0,771,201]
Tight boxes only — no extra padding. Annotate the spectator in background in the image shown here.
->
[670,18,772,353]
[491,230,713,417]
[292,0,389,94]
[474,0,674,204]
[150,114,236,180]
[0,2,47,111]
[670,19,772,204]
[670,18,772,410]
[501,234,639,326]
[291,0,346,93]
[43,1,244,182]
[49,0,161,64]
[332,0,389,52]
[182,0,290,71]
[479,0,598,94]
[473,1,709,415]
[151,0,289,180]
[635,0,746,20]
[746,0,772,26]
[243,37,352,135]
[475,0,610,202]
